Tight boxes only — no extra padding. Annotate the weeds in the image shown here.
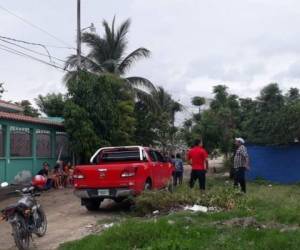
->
[133,184,246,216]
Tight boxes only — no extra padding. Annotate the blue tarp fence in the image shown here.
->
[247,144,300,184]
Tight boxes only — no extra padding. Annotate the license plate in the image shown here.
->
[98,189,109,196]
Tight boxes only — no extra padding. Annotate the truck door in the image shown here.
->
[148,150,162,189]
[154,151,169,188]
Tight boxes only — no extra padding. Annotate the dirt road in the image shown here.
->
[0,159,224,250]
[0,188,123,250]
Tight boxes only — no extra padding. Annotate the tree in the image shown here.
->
[64,17,155,97]
[64,72,136,163]
[16,100,40,117]
[191,96,205,121]
[134,101,157,146]
[0,82,5,98]
[192,96,205,111]
[286,87,300,103]
[64,101,100,163]
[35,93,66,117]
[134,87,182,151]
[184,85,240,156]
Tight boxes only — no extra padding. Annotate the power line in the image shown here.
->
[0,39,66,64]
[0,35,75,50]
[0,44,69,72]
[0,4,73,48]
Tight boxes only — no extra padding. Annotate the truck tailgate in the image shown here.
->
[74,163,139,189]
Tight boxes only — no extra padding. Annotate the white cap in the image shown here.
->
[235,137,245,144]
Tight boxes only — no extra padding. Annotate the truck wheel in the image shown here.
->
[114,197,125,203]
[144,180,152,191]
[84,199,101,211]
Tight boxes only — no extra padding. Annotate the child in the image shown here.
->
[173,153,184,186]
[52,164,63,189]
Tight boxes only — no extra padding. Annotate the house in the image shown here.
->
[0,100,69,183]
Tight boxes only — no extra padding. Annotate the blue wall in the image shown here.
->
[247,144,300,184]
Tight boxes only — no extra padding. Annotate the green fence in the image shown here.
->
[0,120,69,183]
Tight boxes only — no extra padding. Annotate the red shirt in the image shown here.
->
[187,146,209,170]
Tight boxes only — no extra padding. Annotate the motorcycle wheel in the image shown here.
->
[35,206,47,237]
[12,214,30,250]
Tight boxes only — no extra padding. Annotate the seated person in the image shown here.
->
[51,164,63,189]
[37,162,52,190]
[68,162,75,186]
[62,163,71,187]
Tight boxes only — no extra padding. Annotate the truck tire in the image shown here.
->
[84,199,101,211]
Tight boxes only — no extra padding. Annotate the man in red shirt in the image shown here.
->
[187,139,209,190]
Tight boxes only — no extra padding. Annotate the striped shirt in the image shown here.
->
[234,145,249,169]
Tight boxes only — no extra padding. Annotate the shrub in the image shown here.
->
[134,185,246,216]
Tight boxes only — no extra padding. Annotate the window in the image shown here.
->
[149,150,157,162]
[154,151,166,162]
[0,125,4,157]
[56,132,69,158]
[10,126,32,157]
[36,130,51,157]
[99,148,141,163]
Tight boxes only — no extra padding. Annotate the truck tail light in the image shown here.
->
[73,169,85,179]
[121,167,137,178]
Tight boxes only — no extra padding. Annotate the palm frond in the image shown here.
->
[64,54,79,70]
[64,54,104,73]
[116,18,131,45]
[82,32,103,50]
[82,32,108,63]
[63,70,77,83]
[102,19,114,57]
[134,88,159,112]
[126,76,156,92]
[119,48,150,74]
[114,18,131,58]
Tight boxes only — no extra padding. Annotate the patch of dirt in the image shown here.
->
[0,188,126,250]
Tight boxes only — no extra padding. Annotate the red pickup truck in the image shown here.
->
[73,146,174,211]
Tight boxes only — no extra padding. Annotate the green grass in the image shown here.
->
[59,178,300,250]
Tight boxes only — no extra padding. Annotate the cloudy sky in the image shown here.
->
[1,0,300,120]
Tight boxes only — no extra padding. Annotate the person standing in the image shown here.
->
[233,138,250,193]
[172,153,184,186]
[187,139,209,190]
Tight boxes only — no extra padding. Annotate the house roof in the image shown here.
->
[0,111,64,128]
[0,100,24,113]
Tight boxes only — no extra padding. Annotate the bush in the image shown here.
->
[134,185,246,216]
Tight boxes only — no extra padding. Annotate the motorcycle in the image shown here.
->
[0,179,47,250]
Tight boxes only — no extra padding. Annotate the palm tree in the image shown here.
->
[64,17,155,95]
[149,87,183,152]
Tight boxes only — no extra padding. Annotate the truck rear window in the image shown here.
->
[100,150,141,163]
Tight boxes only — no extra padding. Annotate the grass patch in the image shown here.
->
[60,215,300,250]
[133,183,246,216]
[59,178,300,250]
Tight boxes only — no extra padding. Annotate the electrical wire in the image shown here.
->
[0,4,73,48]
[0,35,75,50]
[0,44,69,72]
[0,39,66,64]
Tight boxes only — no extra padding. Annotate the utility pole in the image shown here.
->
[77,0,81,70]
